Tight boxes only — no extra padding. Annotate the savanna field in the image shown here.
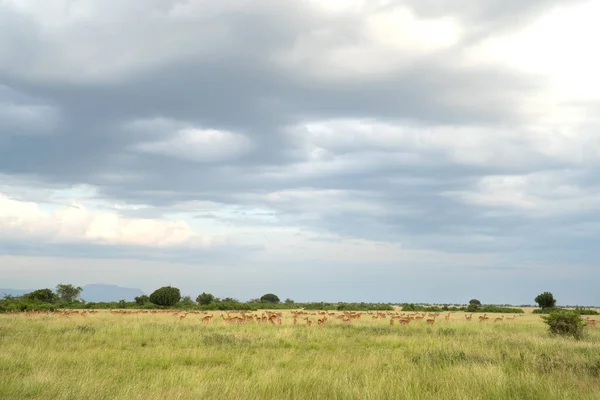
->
[1,310,599,400]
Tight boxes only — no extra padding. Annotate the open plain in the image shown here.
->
[1,310,599,400]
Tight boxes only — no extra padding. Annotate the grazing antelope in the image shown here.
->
[426,319,435,325]
[202,315,213,324]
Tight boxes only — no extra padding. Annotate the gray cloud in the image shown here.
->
[0,0,598,304]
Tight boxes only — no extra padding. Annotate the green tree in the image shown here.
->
[260,293,280,304]
[25,288,57,303]
[149,286,181,307]
[196,292,215,305]
[535,292,556,309]
[469,299,481,306]
[179,296,194,307]
[285,298,295,304]
[134,295,149,305]
[56,284,83,302]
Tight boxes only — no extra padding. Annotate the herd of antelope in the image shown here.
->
[8,309,599,328]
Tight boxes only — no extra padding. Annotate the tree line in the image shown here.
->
[1,285,598,315]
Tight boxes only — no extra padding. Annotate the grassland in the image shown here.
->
[1,310,599,400]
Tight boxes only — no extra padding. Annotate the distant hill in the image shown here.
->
[1,284,144,302]
[81,284,144,302]
[0,288,30,298]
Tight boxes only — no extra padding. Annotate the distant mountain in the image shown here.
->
[81,284,144,302]
[0,288,30,298]
[1,284,144,302]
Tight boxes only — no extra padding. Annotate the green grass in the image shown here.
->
[0,311,599,399]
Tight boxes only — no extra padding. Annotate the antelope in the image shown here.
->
[426,319,435,325]
[202,315,213,324]
[494,317,503,323]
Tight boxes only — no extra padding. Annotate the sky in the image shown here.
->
[1,0,599,305]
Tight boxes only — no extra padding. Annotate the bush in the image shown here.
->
[149,286,181,307]
[134,295,149,306]
[542,310,585,340]
[478,305,524,314]
[466,304,479,313]
[533,307,599,315]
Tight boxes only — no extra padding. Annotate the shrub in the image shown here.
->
[535,292,556,309]
[134,295,149,306]
[542,310,585,340]
[466,304,479,313]
[149,286,181,307]
[177,296,195,309]
[478,305,524,314]
[533,307,599,315]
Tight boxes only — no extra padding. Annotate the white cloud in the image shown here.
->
[0,193,214,248]
[466,0,600,127]
[286,119,600,171]
[444,171,600,217]
[135,127,253,162]
[275,5,462,79]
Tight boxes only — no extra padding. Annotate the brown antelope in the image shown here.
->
[586,319,597,327]
[202,315,213,324]
[426,319,435,325]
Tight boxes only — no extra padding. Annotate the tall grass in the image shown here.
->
[1,311,599,399]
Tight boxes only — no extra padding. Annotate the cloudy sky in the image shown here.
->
[1,0,599,305]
